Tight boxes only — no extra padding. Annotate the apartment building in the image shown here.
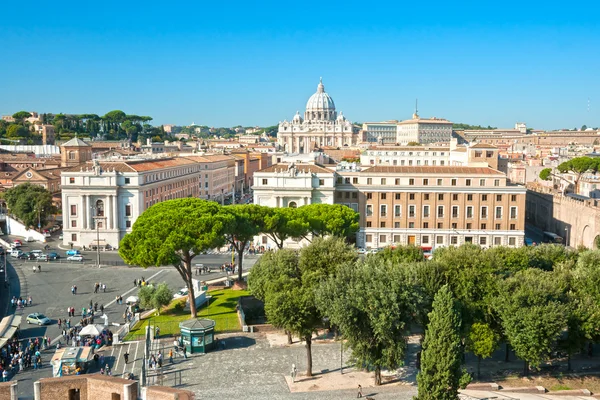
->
[335,166,526,249]
[61,155,237,249]
[396,113,453,145]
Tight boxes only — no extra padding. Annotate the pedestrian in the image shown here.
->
[168,349,173,364]
[102,283,106,292]
[357,384,363,398]
[133,279,137,287]
[182,346,187,359]
[94,302,98,312]
[28,296,32,306]
[100,304,104,314]
[123,352,129,364]
[58,319,62,328]
[71,286,75,295]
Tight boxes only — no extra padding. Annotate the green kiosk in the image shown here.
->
[179,318,216,354]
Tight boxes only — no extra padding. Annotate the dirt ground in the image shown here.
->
[496,373,600,394]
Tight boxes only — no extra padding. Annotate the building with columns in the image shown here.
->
[277,79,360,154]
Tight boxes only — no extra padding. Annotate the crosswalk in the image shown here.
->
[100,340,143,379]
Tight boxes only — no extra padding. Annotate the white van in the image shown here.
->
[30,250,43,258]
[10,249,23,258]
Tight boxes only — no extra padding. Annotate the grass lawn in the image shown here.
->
[124,288,249,341]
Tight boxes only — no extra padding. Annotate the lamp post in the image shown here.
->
[91,206,101,268]
[565,227,569,248]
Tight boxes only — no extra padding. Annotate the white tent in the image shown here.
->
[126,296,139,305]
[79,324,104,336]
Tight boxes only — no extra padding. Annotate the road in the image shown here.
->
[0,232,261,398]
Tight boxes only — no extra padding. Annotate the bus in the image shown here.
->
[542,231,564,244]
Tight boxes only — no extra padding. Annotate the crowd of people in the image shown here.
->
[10,296,32,309]
[0,336,48,381]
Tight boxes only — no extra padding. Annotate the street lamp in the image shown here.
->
[35,207,44,232]
[91,206,101,268]
[564,227,569,248]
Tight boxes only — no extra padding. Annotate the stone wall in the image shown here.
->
[38,375,136,400]
[0,381,16,400]
[145,386,195,400]
[526,185,600,248]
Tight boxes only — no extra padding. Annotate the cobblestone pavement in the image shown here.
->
[170,334,418,400]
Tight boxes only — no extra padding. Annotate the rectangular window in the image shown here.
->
[70,205,77,216]
[480,237,487,245]
[466,179,471,186]
[509,237,516,246]
[409,205,416,218]
[423,179,429,186]
[422,235,430,244]
[366,205,373,216]
[511,194,517,202]
[353,177,358,184]
[395,178,400,185]
[394,222,400,228]
[367,193,373,200]
[380,222,386,228]
[496,194,502,201]
[510,224,516,230]
[494,237,502,245]
[352,192,357,199]
[494,179,500,187]
[344,177,350,184]
[394,205,401,217]
[451,178,457,186]
[381,193,387,200]
[69,177,75,184]
[481,206,488,219]
[423,205,430,217]
[409,179,415,185]
[379,234,387,243]
[466,223,472,230]
[495,223,501,230]
[467,194,473,201]
[262,179,268,185]
[423,222,429,229]
[345,192,350,199]
[437,178,443,186]
[367,178,373,185]
[381,178,386,185]
[409,193,415,200]
[319,179,325,186]
[125,205,132,217]
[424,194,430,200]
[380,205,387,217]
[393,234,401,242]
[450,236,458,245]
[452,206,459,218]
[436,236,444,244]
[366,221,372,227]
[479,179,485,186]
[452,194,458,201]
[451,222,457,229]
[495,206,502,219]
[409,222,415,228]
[366,234,372,243]
[438,194,444,201]
[481,223,487,229]
[510,206,517,219]
[336,177,342,184]
[482,194,488,201]
[395,193,401,200]
[466,206,473,219]
[438,206,444,218]
[437,222,443,229]
[126,220,131,228]
[71,220,77,228]
[71,233,77,242]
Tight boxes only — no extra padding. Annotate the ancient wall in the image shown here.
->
[526,185,600,248]
[0,381,16,400]
[145,386,195,400]
[37,375,136,400]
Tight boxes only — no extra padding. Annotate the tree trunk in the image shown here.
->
[374,365,381,386]
[237,244,245,282]
[286,330,293,344]
[305,335,313,377]
[173,255,197,318]
[477,355,481,380]
[505,343,510,362]
[523,360,529,376]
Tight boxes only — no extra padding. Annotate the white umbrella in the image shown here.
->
[126,296,139,305]
[79,324,103,336]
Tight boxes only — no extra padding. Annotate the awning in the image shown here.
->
[0,315,22,349]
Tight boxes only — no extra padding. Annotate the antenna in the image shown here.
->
[415,99,418,115]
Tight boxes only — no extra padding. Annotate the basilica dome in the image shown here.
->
[305,78,337,121]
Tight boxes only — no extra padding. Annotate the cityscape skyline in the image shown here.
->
[1,1,599,130]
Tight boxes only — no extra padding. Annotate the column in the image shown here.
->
[304,197,308,205]
[81,195,87,230]
[295,137,301,153]
[113,195,119,231]
[107,195,113,230]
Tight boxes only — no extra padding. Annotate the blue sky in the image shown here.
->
[1,1,599,130]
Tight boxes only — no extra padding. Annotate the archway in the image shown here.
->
[581,225,593,248]
[288,201,297,208]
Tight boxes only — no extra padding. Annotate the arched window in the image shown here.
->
[95,200,104,217]
[288,201,297,208]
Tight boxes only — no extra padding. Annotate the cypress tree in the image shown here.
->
[415,284,463,400]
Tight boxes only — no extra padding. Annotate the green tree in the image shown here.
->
[316,256,419,385]
[467,322,499,379]
[539,168,552,181]
[152,283,174,315]
[581,125,588,131]
[371,245,424,263]
[248,237,354,377]
[221,204,266,281]
[416,285,463,400]
[556,157,600,193]
[262,207,309,249]
[299,203,359,240]
[12,111,31,123]
[6,124,29,138]
[119,199,233,317]
[495,269,569,373]
[138,285,156,310]
[4,183,55,229]
[407,141,420,146]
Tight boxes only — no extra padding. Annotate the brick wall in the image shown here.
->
[38,375,137,400]
[0,381,15,399]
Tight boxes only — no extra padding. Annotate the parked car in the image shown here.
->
[43,232,51,238]
[37,254,49,262]
[10,250,23,258]
[12,240,22,248]
[47,252,60,260]
[30,250,43,258]
[58,234,63,240]
[67,255,83,262]
[173,288,189,299]
[26,313,51,326]
[66,250,81,256]
[19,252,36,260]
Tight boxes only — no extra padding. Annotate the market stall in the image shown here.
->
[51,346,94,377]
